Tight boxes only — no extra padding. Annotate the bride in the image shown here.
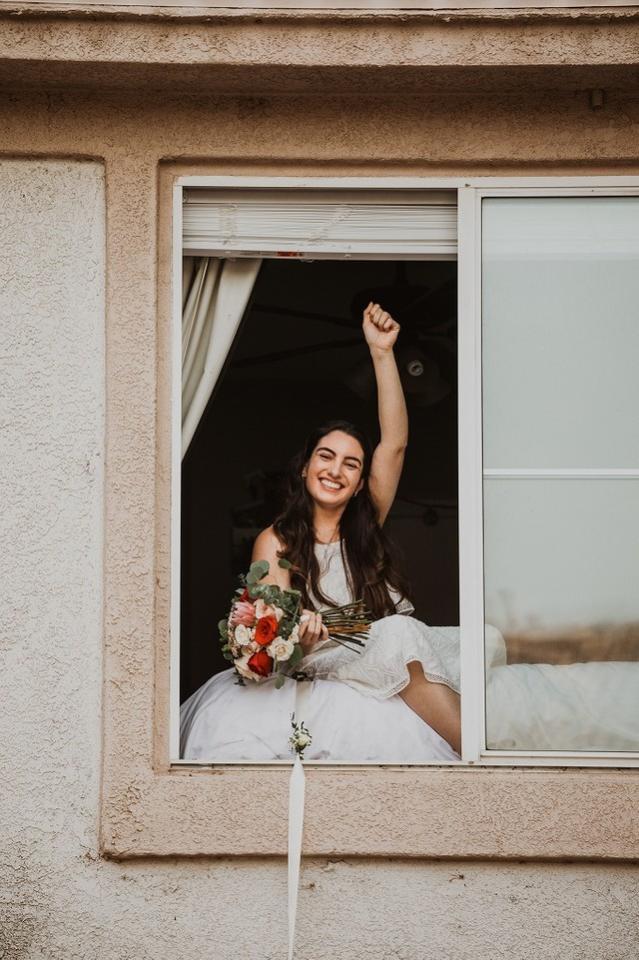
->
[180,302,461,762]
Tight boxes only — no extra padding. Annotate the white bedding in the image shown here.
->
[486,660,639,751]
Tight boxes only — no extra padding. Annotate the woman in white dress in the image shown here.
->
[180,302,461,762]
[251,301,461,753]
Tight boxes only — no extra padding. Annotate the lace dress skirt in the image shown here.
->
[301,540,460,699]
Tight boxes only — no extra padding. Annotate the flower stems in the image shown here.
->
[319,600,371,654]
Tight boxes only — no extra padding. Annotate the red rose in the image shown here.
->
[248,649,274,678]
[254,615,278,646]
[239,588,250,602]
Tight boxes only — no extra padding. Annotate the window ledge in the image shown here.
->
[4,2,639,16]
[100,764,639,859]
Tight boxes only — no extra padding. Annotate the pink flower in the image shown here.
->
[255,599,283,622]
[230,600,256,628]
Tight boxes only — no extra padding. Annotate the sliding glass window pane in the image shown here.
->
[481,195,639,754]
[482,197,639,469]
[483,478,639,751]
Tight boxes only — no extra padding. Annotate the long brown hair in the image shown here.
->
[272,420,413,620]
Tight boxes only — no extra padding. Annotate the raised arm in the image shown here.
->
[363,302,408,526]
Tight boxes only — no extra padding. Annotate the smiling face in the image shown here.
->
[303,430,365,510]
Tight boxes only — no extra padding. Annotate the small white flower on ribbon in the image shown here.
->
[289,715,312,758]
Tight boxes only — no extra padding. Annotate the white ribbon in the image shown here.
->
[288,753,305,960]
[288,682,311,960]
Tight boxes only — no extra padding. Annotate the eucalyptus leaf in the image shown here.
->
[249,559,270,581]
[288,645,304,669]
[278,557,292,570]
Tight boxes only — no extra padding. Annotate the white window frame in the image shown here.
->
[170,174,639,769]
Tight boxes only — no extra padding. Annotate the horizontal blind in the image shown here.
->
[183,189,457,258]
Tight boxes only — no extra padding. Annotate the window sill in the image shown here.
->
[100,763,639,859]
[5,1,639,12]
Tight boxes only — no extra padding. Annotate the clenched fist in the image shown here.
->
[363,301,400,353]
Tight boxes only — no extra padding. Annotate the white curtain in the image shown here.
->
[182,257,262,457]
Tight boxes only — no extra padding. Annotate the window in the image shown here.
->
[174,185,460,763]
[100,173,639,859]
[481,194,639,757]
[172,177,639,769]
[458,183,639,767]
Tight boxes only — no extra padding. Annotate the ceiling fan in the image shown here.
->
[238,262,457,408]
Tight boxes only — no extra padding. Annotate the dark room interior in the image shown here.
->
[181,257,458,701]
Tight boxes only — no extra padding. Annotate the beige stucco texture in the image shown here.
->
[2,57,639,957]
[2,6,639,94]
[0,154,636,960]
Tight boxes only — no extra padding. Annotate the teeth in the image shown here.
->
[320,479,342,490]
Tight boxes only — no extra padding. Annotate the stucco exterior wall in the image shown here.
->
[3,6,639,93]
[2,89,639,955]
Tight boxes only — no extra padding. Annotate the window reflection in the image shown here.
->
[482,197,639,752]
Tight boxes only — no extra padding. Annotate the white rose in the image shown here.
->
[268,636,295,662]
[272,605,284,622]
[234,623,252,646]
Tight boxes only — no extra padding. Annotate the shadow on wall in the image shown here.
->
[180,259,459,701]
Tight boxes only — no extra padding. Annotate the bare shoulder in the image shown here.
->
[251,525,290,588]
[251,525,286,563]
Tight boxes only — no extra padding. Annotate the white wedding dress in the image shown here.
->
[301,540,460,698]
[181,539,639,757]
[180,540,461,763]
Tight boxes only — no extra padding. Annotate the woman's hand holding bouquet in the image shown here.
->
[298,609,328,656]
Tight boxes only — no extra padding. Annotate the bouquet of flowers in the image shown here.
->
[219,558,371,688]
